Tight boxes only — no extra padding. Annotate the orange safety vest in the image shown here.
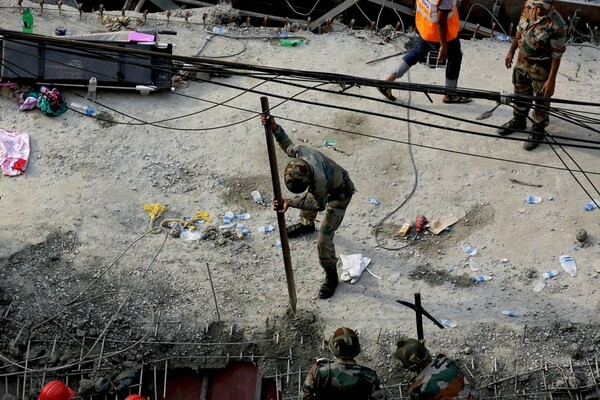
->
[415,0,460,42]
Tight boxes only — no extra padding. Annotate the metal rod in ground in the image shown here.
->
[206,262,221,323]
[22,339,30,400]
[261,96,297,314]
[153,364,157,400]
[163,359,168,399]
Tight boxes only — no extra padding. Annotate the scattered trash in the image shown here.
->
[464,246,478,256]
[396,221,412,237]
[584,199,599,211]
[251,190,264,204]
[212,26,227,34]
[368,197,381,206]
[525,195,542,204]
[87,77,97,102]
[168,221,182,238]
[500,258,509,263]
[559,255,577,277]
[236,213,251,220]
[180,229,201,241]
[235,223,249,238]
[223,211,234,224]
[55,26,67,36]
[472,274,492,283]
[469,258,480,272]
[0,128,30,176]
[323,139,337,148]
[22,8,33,33]
[218,223,235,230]
[276,240,282,249]
[533,279,546,292]
[70,102,96,117]
[428,215,459,235]
[279,39,305,47]
[439,319,457,328]
[542,270,560,279]
[502,310,519,317]
[340,254,372,284]
[259,225,275,233]
[494,35,510,42]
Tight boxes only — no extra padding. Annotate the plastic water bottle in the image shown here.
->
[235,223,249,237]
[368,197,381,206]
[180,229,201,241]
[502,310,519,317]
[212,26,226,34]
[276,240,282,249]
[251,190,263,204]
[223,211,234,224]
[69,102,96,117]
[525,196,542,204]
[559,255,577,277]
[469,258,480,271]
[533,279,546,292]
[22,8,33,33]
[279,39,304,47]
[259,225,275,233]
[236,213,251,220]
[464,246,478,256]
[87,77,97,101]
[542,270,560,279]
[439,319,457,328]
[472,274,492,283]
[584,199,599,211]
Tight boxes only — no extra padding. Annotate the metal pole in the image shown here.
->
[260,96,297,314]
[206,262,221,323]
[414,293,423,341]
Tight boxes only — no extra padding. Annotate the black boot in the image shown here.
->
[497,116,527,136]
[286,222,315,238]
[523,124,546,151]
[318,267,339,299]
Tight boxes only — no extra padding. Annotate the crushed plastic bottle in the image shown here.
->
[464,246,478,256]
[502,310,519,317]
[584,199,599,211]
[368,197,381,206]
[251,190,263,204]
[533,279,546,292]
[22,8,34,33]
[279,39,305,47]
[472,274,492,283]
[180,229,201,241]
[559,255,577,277]
[525,195,542,204]
[212,26,227,34]
[236,213,251,220]
[70,102,96,117]
[235,223,249,237]
[259,225,275,233]
[469,258,480,272]
[323,139,336,148]
[439,319,457,328]
[223,211,234,224]
[542,270,560,279]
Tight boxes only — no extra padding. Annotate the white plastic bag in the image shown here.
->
[340,254,371,284]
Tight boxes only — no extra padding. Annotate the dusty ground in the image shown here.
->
[1,2,600,398]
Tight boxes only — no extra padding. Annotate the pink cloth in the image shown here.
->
[0,129,30,176]
[19,96,38,111]
[128,32,155,42]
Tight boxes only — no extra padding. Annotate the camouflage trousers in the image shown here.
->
[299,195,352,269]
[512,54,552,128]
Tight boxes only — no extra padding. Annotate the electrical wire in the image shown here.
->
[283,0,322,17]
[460,3,509,37]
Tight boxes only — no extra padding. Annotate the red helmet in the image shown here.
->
[38,381,75,400]
[125,395,147,400]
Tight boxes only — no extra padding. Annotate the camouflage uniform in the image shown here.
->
[513,0,566,127]
[302,358,386,400]
[408,354,471,400]
[273,125,355,269]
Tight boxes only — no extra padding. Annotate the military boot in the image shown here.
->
[318,266,339,299]
[286,222,315,238]
[497,116,526,136]
[523,124,546,151]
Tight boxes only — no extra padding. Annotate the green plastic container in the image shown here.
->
[279,39,304,47]
[22,8,33,33]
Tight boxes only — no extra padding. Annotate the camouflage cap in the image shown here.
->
[395,338,430,371]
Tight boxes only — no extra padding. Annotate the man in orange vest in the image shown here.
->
[379,0,471,104]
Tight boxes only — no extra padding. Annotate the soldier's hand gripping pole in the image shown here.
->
[261,96,297,314]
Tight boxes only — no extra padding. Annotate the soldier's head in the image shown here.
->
[283,159,312,193]
[395,338,431,372]
[328,327,361,360]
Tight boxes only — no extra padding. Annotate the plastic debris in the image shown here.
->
[533,279,546,292]
[559,255,577,277]
[439,319,457,328]
[502,310,519,317]
[368,197,380,206]
[323,139,337,148]
[251,190,263,204]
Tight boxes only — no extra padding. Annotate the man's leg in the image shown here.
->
[380,36,431,101]
[497,64,532,136]
[524,63,551,150]
[443,38,471,103]
[316,197,351,299]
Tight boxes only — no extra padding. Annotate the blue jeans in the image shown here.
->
[401,35,463,81]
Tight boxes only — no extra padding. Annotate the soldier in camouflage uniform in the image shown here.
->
[261,115,356,299]
[302,327,386,399]
[497,0,566,151]
[396,338,472,400]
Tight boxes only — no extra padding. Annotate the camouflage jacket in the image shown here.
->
[302,358,387,400]
[517,0,566,62]
[273,126,354,211]
[408,354,472,400]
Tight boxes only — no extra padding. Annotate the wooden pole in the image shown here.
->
[260,96,297,314]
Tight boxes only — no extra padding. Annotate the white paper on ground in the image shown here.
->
[340,254,372,284]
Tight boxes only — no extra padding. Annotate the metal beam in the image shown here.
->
[313,0,361,27]
[367,0,415,17]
